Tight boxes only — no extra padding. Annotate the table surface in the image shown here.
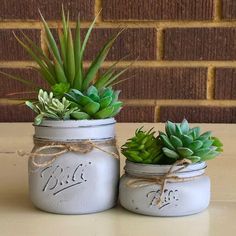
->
[0,123,235,236]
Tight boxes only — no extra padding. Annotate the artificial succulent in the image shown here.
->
[66,86,122,119]
[121,128,164,164]
[122,119,223,165]
[1,8,130,122]
[26,89,78,125]
[160,119,223,163]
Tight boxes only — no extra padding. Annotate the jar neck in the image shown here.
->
[124,160,207,178]
[34,118,116,141]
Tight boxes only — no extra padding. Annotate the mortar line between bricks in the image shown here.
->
[3,21,236,29]
[122,99,236,106]
[1,99,236,106]
[2,61,236,68]
[154,106,161,122]
[156,27,164,61]
[207,67,215,100]
[214,0,222,21]
[40,28,47,56]
[94,0,102,23]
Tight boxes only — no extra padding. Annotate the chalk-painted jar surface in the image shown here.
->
[29,118,120,214]
[119,160,210,216]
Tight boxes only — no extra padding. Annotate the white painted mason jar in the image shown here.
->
[29,118,120,214]
[119,160,210,216]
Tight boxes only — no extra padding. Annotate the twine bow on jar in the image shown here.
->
[18,137,120,168]
[126,159,205,208]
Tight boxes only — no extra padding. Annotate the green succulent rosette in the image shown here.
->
[160,119,223,163]
[121,127,164,164]
[66,85,123,119]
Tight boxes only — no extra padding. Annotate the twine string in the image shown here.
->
[126,159,204,207]
[18,138,119,168]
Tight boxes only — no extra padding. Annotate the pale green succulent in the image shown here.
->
[26,89,78,125]
[121,128,164,164]
[66,86,122,119]
[160,119,223,163]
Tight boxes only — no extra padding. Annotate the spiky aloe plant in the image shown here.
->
[1,8,130,121]
[121,128,164,164]
[160,119,223,163]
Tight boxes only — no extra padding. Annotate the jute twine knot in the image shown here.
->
[18,137,119,168]
[126,159,204,207]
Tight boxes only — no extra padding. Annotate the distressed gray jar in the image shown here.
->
[119,160,210,216]
[29,118,120,214]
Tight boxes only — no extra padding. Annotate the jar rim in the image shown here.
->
[34,118,116,128]
[34,118,116,141]
[124,160,207,177]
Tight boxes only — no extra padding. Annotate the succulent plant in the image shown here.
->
[26,89,78,125]
[121,128,164,164]
[160,119,223,163]
[122,119,223,165]
[1,8,130,120]
[66,86,122,119]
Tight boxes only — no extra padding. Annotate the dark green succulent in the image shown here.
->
[121,128,164,164]
[160,119,223,163]
[66,85,122,119]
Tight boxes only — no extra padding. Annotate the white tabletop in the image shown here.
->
[0,123,235,236]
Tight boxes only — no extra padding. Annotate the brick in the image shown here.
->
[160,106,236,123]
[0,29,40,61]
[215,68,236,99]
[50,28,157,61]
[103,0,213,21]
[81,28,157,61]
[0,104,34,122]
[113,67,207,99]
[0,0,95,21]
[164,28,236,60]
[222,0,236,19]
[116,106,155,122]
[0,68,48,99]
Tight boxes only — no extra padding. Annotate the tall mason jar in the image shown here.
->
[29,118,120,214]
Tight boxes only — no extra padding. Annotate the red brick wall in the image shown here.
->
[0,0,236,123]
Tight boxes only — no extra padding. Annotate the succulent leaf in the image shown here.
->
[170,135,183,148]
[187,156,201,163]
[83,101,100,115]
[71,111,90,120]
[94,106,114,119]
[100,96,113,109]
[165,121,176,137]
[180,119,189,134]
[162,148,179,159]
[181,134,193,145]
[187,140,203,152]
[160,135,175,151]
[177,147,194,158]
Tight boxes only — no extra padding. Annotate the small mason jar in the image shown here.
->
[29,118,120,214]
[119,160,210,216]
